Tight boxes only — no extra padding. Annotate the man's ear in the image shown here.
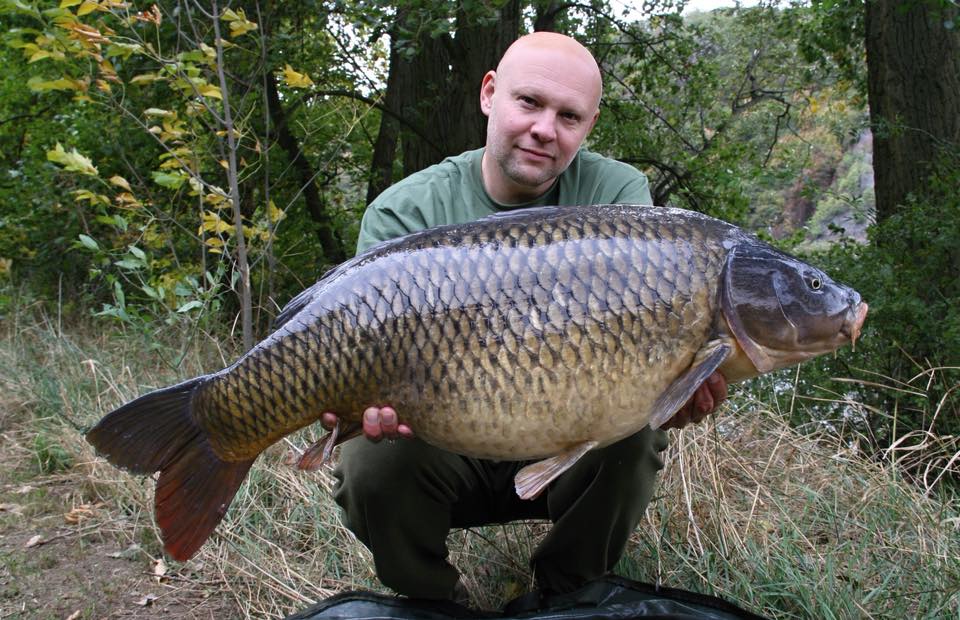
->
[586,109,600,135]
[479,70,496,116]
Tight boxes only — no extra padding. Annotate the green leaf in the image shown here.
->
[128,246,146,261]
[77,234,98,251]
[1,0,41,16]
[113,279,125,308]
[151,170,187,189]
[176,300,203,313]
[114,258,143,270]
[105,42,142,58]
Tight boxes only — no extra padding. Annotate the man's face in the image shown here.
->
[480,44,601,204]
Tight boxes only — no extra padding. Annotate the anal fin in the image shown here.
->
[514,441,598,500]
[647,340,732,430]
[296,420,362,471]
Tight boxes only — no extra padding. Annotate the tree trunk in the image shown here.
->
[865,0,960,222]
[366,42,403,204]
[366,0,521,199]
[266,75,346,263]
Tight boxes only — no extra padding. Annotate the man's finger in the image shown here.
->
[380,406,399,437]
[693,382,714,415]
[707,371,728,403]
[363,407,383,442]
[321,412,338,431]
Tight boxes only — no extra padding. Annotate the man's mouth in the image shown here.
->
[517,146,553,160]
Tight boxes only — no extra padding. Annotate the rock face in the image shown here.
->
[774,129,875,245]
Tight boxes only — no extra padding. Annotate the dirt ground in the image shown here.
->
[0,426,238,620]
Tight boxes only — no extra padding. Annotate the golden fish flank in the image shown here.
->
[86,204,867,561]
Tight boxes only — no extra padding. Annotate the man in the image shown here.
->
[324,31,727,602]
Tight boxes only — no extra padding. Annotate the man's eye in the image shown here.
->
[561,112,580,122]
[519,96,537,106]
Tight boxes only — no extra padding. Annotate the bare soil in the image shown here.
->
[0,425,238,620]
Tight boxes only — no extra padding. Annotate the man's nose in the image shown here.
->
[529,111,557,143]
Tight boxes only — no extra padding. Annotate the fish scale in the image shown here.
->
[86,204,867,561]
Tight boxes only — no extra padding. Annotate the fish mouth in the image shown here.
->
[840,302,869,347]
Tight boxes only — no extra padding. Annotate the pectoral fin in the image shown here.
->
[514,440,599,500]
[296,420,362,471]
[647,340,732,430]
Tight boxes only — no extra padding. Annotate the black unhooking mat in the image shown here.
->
[284,576,768,620]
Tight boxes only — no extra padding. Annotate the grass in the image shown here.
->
[0,305,957,618]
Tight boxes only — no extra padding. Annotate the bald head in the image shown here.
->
[497,32,603,112]
[478,32,604,204]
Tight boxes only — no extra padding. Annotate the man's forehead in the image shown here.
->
[499,49,602,112]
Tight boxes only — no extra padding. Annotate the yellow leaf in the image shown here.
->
[0,258,12,276]
[71,188,110,205]
[99,58,118,79]
[158,158,182,170]
[130,72,160,84]
[27,76,86,92]
[229,20,258,37]
[77,0,99,16]
[28,50,53,62]
[143,107,174,117]
[200,211,233,235]
[200,43,216,62]
[60,0,82,7]
[114,192,142,208]
[109,175,131,191]
[282,64,314,89]
[47,142,98,176]
[267,199,285,224]
[197,83,222,100]
[222,8,257,37]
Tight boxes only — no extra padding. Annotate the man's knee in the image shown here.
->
[333,439,422,523]
[589,427,669,485]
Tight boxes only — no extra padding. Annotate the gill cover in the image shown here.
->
[720,242,862,373]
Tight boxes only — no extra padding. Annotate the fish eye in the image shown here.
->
[808,275,822,290]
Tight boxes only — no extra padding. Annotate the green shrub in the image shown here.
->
[787,151,960,466]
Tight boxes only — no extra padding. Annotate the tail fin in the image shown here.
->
[86,377,254,561]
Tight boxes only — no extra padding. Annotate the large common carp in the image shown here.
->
[86,205,867,561]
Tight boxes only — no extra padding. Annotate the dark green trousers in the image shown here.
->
[332,427,668,599]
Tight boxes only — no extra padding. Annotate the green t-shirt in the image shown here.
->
[356,147,652,253]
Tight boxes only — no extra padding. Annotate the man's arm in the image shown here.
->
[356,197,429,254]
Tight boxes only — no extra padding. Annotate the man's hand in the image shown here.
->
[660,372,728,431]
[321,407,414,442]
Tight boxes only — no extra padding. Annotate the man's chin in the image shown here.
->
[505,164,557,193]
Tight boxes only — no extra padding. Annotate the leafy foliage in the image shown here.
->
[786,151,960,463]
